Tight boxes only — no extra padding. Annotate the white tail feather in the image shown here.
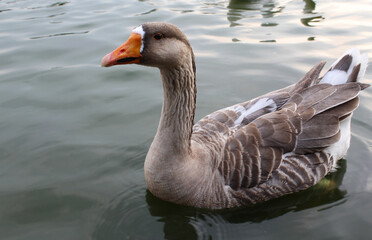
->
[320,48,368,85]
[320,49,368,162]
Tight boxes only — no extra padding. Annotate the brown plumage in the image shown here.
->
[101,22,369,209]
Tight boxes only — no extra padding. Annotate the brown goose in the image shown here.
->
[101,22,369,209]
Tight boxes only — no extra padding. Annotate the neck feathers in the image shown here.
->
[158,58,196,154]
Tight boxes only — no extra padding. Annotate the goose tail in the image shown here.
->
[319,48,368,164]
[320,48,368,85]
[284,49,369,163]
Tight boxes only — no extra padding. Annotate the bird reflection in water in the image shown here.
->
[146,159,347,239]
[92,159,346,240]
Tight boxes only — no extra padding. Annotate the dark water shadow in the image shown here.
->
[146,159,347,239]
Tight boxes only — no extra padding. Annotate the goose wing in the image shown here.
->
[218,81,366,199]
[193,60,367,205]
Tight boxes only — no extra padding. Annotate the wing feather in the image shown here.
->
[216,81,365,193]
[190,54,369,208]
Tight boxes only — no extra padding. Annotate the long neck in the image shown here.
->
[144,52,202,205]
[155,65,196,155]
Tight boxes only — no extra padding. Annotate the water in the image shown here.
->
[0,0,372,239]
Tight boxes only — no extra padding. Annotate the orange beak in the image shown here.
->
[101,32,142,67]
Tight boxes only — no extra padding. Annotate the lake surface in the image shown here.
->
[1,0,372,239]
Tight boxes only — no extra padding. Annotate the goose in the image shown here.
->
[101,22,369,209]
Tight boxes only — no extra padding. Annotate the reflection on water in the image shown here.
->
[301,0,324,27]
[149,160,346,239]
[226,0,324,42]
[227,0,284,27]
[93,160,347,239]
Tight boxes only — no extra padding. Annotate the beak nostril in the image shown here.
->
[120,49,126,53]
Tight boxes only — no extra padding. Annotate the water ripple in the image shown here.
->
[27,1,70,10]
[30,31,89,39]
[0,9,12,13]
[23,12,65,20]
[92,186,154,240]
[135,8,157,16]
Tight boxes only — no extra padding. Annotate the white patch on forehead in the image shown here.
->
[132,25,145,37]
[132,25,145,53]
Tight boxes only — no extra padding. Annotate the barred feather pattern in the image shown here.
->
[189,52,368,208]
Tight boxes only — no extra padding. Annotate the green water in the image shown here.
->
[1,0,372,239]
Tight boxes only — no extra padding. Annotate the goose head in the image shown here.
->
[101,22,195,71]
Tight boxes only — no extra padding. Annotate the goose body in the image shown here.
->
[101,22,369,209]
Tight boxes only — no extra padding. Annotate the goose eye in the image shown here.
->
[153,33,164,40]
